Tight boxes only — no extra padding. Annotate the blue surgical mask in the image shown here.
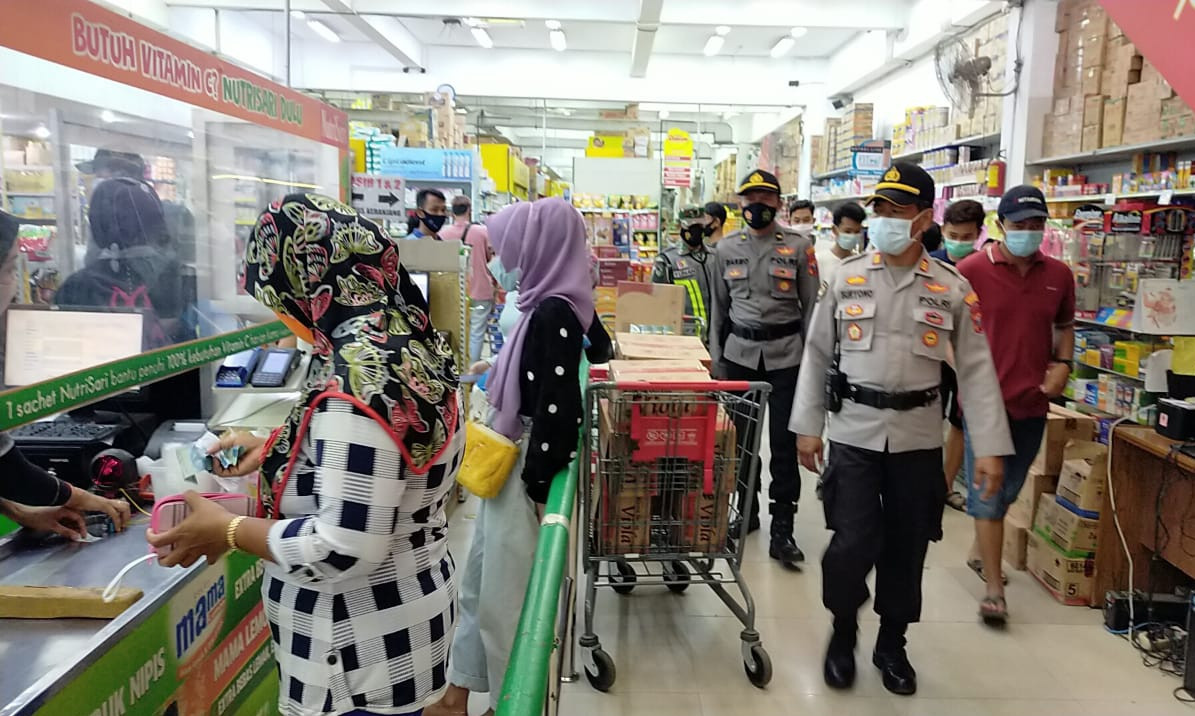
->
[1003,229,1044,257]
[487,256,520,292]
[867,216,915,255]
[836,231,861,251]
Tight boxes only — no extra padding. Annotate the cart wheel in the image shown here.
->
[584,648,617,692]
[663,560,690,593]
[743,644,772,688]
[610,561,636,595]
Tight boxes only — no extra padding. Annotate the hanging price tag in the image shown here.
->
[1104,193,1116,205]
[1159,189,1175,204]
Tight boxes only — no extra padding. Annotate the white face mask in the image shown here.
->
[836,232,862,251]
[487,256,520,292]
[868,215,919,255]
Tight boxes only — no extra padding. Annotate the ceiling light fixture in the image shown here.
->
[549,29,566,51]
[471,26,494,49]
[290,9,306,20]
[715,25,731,36]
[32,125,51,140]
[545,19,562,30]
[100,110,117,123]
[658,109,670,120]
[307,19,340,43]
[703,34,725,56]
[770,36,795,58]
[790,26,808,38]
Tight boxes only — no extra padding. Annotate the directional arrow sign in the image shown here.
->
[350,174,407,220]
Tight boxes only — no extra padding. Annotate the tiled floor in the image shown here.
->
[446,437,1191,715]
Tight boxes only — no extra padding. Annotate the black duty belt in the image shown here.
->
[730,319,803,342]
[846,384,940,411]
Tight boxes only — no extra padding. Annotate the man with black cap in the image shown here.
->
[709,169,818,567]
[702,201,728,244]
[653,206,715,344]
[791,161,1013,695]
[956,184,1075,626]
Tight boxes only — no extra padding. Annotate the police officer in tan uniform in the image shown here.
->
[791,162,1013,695]
[652,208,715,344]
[710,170,819,567]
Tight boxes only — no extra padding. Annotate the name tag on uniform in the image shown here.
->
[918,295,951,310]
[726,257,748,266]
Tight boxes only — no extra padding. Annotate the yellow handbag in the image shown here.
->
[457,422,521,498]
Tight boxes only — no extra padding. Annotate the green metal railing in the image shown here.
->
[495,367,587,716]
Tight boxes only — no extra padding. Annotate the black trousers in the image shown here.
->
[722,359,800,515]
[820,441,946,626]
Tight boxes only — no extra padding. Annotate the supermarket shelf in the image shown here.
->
[892,132,1001,162]
[5,191,54,197]
[1081,258,1181,265]
[811,167,851,181]
[1046,187,1195,205]
[1075,316,1151,333]
[938,175,984,188]
[1076,360,1145,382]
[2,165,53,171]
[814,193,870,204]
[1066,401,1149,425]
[1029,136,1195,166]
[11,216,56,225]
[576,208,657,214]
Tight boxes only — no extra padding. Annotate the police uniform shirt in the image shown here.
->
[709,226,819,371]
[652,242,714,332]
[791,250,1014,457]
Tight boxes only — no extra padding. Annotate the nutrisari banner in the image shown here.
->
[0,0,348,148]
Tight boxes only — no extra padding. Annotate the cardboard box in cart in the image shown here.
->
[614,333,712,370]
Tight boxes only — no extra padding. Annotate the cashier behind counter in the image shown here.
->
[0,211,131,538]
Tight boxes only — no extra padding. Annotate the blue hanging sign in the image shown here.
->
[379,147,473,182]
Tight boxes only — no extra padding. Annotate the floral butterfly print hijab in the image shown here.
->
[242,194,460,517]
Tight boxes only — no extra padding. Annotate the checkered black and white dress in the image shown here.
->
[263,397,464,716]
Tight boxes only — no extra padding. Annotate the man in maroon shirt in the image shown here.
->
[956,185,1075,625]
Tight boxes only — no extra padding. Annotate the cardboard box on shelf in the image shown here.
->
[1057,440,1108,516]
[1081,124,1101,152]
[614,282,684,335]
[1081,66,1103,96]
[614,333,711,368]
[1032,405,1096,475]
[1082,95,1105,127]
[1008,471,1060,526]
[1004,513,1031,571]
[1102,97,1126,147]
[1027,529,1095,606]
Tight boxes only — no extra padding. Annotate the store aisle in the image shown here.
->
[446,435,1188,716]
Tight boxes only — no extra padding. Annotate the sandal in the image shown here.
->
[979,595,1008,625]
[966,558,1008,586]
[946,491,966,512]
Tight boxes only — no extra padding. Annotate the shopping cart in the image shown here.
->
[576,380,773,692]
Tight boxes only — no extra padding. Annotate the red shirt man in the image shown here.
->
[956,184,1075,625]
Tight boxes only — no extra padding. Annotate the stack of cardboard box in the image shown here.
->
[1004,405,1095,572]
[714,155,739,202]
[1047,0,1191,155]
[1027,439,1107,606]
[958,17,1008,138]
[810,135,827,177]
[594,359,735,555]
[824,104,875,173]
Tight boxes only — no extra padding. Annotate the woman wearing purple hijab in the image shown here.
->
[427,198,610,716]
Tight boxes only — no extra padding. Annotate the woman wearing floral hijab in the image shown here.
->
[148,194,464,716]
[428,198,610,716]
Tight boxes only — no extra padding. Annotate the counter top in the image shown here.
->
[0,520,196,715]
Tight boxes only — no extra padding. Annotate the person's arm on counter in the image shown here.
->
[0,432,130,529]
[0,498,89,540]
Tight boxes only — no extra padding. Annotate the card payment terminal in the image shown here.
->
[250,348,301,388]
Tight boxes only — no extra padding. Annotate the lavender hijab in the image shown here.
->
[486,198,595,439]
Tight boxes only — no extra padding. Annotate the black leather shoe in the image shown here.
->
[823,640,856,689]
[872,649,917,695]
[768,534,806,565]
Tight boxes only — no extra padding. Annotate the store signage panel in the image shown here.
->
[378,147,473,182]
[0,0,348,148]
[351,174,407,219]
[663,128,694,188]
[1101,1,1195,112]
[851,140,891,177]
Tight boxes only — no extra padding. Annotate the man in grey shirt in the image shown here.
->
[710,170,818,567]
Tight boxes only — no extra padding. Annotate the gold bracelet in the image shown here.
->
[226,516,246,551]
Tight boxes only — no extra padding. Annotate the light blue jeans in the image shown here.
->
[469,298,495,364]
[448,437,538,710]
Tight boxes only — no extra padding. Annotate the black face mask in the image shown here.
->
[742,203,776,231]
[701,222,717,237]
[422,213,447,233]
[680,225,705,247]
